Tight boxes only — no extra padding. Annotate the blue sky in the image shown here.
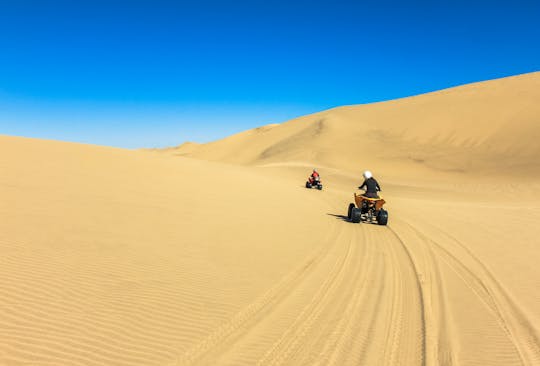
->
[1,0,539,148]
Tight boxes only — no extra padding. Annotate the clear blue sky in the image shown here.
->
[1,0,539,148]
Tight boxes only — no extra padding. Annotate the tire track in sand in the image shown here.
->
[177,191,428,366]
[380,225,426,366]
[174,220,343,365]
[248,197,426,366]
[399,219,540,366]
[254,221,364,365]
[250,197,426,366]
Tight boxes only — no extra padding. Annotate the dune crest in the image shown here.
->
[172,72,540,178]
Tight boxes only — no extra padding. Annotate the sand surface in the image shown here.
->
[1,73,540,365]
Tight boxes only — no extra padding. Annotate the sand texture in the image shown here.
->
[1,72,540,365]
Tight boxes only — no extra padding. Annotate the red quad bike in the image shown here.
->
[306,176,323,190]
[347,193,388,225]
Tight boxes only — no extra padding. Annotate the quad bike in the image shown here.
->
[347,192,388,225]
[306,176,323,190]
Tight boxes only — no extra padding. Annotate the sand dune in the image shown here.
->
[174,72,540,179]
[1,73,540,365]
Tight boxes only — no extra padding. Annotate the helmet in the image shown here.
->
[313,168,317,172]
[363,170,372,179]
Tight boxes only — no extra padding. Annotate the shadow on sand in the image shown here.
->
[327,213,349,222]
[327,213,379,225]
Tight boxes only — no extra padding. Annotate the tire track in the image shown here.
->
[400,218,540,366]
[312,228,378,365]
[386,219,460,365]
[316,192,426,366]
[382,226,427,366]
[176,188,443,366]
[299,194,427,366]
[254,224,360,365]
[281,193,427,366]
[174,220,343,365]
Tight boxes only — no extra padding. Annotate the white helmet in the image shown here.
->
[363,170,372,179]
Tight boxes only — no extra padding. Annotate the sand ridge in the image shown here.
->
[174,72,540,179]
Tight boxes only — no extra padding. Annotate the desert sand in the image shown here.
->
[1,72,540,365]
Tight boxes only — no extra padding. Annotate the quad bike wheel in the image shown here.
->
[347,203,355,220]
[351,207,362,223]
[317,184,323,190]
[306,182,312,188]
[377,209,388,225]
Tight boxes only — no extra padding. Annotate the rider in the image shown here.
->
[310,169,320,182]
[359,170,381,198]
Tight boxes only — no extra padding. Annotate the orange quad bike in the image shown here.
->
[347,193,388,225]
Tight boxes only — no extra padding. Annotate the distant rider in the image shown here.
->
[310,169,320,181]
[359,170,381,198]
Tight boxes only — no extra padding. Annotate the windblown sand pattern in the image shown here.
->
[1,72,540,365]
